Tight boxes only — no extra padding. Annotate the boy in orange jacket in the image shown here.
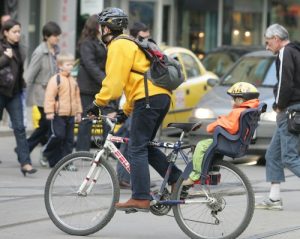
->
[43,53,82,168]
[184,82,260,185]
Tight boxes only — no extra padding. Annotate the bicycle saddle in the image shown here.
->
[167,122,202,133]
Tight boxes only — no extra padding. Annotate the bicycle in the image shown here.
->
[44,114,255,239]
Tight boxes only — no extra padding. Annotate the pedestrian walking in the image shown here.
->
[0,19,37,175]
[256,23,300,210]
[25,21,61,166]
[87,7,182,212]
[75,14,107,152]
[43,53,82,168]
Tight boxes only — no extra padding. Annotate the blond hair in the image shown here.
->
[57,52,75,65]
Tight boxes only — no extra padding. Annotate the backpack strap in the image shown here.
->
[55,74,61,101]
[114,35,151,108]
[131,69,150,108]
[55,74,61,114]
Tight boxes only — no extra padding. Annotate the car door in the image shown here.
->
[162,49,216,130]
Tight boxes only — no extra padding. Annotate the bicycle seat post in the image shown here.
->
[179,131,185,142]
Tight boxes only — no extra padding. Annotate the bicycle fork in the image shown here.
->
[77,150,105,196]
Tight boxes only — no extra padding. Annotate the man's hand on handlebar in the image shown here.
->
[86,101,101,118]
[86,101,127,123]
[115,110,128,124]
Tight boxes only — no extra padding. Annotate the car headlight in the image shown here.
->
[193,108,215,119]
[260,111,276,122]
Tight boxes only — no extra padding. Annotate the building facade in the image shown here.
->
[1,0,300,58]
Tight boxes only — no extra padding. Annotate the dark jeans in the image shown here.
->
[0,93,32,166]
[76,93,114,151]
[76,94,94,151]
[129,94,182,200]
[43,115,74,167]
[27,107,50,152]
[116,117,131,183]
[265,104,300,182]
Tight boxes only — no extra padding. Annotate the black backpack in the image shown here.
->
[115,35,185,108]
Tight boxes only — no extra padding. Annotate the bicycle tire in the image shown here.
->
[44,151,120,236]
[172,159,254,239]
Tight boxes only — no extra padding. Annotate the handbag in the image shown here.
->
[0,66,14,88]
[287,109,300,134]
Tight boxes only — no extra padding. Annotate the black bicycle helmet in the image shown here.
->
[227,82,260,100]
[97,7,128,31]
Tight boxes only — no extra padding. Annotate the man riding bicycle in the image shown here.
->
[87,7,182,212]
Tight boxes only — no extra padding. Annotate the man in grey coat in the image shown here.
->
[25,21,61,164]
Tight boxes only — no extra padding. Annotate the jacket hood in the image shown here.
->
[288,42,300,52]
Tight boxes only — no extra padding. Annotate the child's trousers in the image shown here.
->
[190,138,213,181]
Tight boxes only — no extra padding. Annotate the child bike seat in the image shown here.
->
[182,103,267,182]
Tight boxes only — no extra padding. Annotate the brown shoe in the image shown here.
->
[115,198,150,212]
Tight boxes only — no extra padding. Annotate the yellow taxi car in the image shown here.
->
[160,46,218,136]
[32,47,218,137]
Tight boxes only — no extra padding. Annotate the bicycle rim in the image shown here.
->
[172,159,254,239]
[44,151,120,236]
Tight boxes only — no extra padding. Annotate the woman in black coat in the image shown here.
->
[76,14,107,151]
[0,19,37,175]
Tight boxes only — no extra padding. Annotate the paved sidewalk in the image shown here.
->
[1,134,300,238]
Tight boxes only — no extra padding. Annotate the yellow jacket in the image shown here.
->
[95,34,171,115]
[44,72,82,116]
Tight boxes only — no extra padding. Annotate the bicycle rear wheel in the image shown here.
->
[172,159,254,239]
[44,151,120,236]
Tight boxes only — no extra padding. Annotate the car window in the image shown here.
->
[203,52,235,76]
[261,61,276,86]
[222,56,275,86]
[180,53,201,79]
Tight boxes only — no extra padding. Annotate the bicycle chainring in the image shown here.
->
[150,188,172,216]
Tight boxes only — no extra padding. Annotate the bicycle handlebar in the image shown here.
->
[82,115,118,123]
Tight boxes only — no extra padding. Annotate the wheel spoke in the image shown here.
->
[173,160,254,239]
[44,152,120,236]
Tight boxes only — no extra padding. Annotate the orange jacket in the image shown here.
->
[44,72,82,116]
[206,99,260,134]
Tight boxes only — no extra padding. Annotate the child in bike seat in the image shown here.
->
[183,82,260,185]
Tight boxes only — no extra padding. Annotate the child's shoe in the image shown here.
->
[182,178,195,186]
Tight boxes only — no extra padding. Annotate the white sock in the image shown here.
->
[269,183,280,201]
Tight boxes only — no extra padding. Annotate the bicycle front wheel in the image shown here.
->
[172,159,254,239]
[44,151,120,236]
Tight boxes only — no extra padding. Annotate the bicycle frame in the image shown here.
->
[77,116,212,205]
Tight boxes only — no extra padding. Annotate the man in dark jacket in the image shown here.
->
[256,24,300,210]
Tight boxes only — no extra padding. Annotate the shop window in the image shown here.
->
[223,0,262,46]
[128,1,154,36]
[269,0,300,41]
[176,0,218,54]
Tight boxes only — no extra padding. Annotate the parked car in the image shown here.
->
[188,50,277,160]
[160,46,218,136]
[203,45,264,77]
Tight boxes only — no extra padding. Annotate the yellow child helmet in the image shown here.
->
[227,82,259,100]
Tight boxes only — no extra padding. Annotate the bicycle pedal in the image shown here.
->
[125,208,138,214]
